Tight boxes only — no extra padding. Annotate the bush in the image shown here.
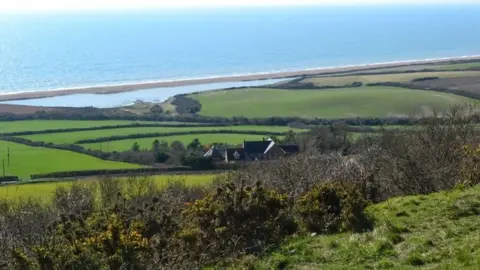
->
[178,181,297,264]
[460,144,480,186]
[294,181,373,234]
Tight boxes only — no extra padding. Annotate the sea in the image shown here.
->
[1,5,480,107]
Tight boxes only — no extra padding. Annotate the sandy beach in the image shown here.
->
[1,55,480,102]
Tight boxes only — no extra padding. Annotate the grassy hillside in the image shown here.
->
[0,174,215,202]
[339,63,480,75]
[0,120,191,133]
[21,125,299,145]
[0,141,142,179]
[249,185,480,270]
[82,133,273,152]
[191,87,473,119]
[304,71,480,86]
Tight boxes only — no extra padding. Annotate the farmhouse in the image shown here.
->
[204,138,299,162]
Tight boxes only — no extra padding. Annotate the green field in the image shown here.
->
[0,174,215,202]
[339,62,480,75]
[190,87,474,118]
[304,71,480,86]
[435,62,480,70]
[21,125,300,144]
[251,185,480,269]
[0,141,142,179]
[82,133,274,152]
[0,120,197,133]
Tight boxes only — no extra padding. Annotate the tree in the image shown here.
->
[170,141,185,152]
[268,135,281,143]
[150,104,163,114]
[131,142,140,152]
[152,140,160,152]
[283,129,297,144]
[155,152,170,163]
[159,140,169,149]
[188,138,202,150]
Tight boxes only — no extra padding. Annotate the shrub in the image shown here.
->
[294,181,373,234]
[178,181,297,264]
[460,144,480,186]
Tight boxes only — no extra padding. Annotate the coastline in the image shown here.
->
[1,55,480,102]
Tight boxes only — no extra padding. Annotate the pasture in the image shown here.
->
[0,120,193,133]
[82,133,274,152]
[190,86,473,118]
[304,71,480,86]
[0,141,142,179]
[341,61,480,75]
[0,174,216,202]
[20,125,298,145]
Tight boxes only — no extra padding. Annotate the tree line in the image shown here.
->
[74,130,290,144]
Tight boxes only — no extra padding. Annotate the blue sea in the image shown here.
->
[1,5,480,107]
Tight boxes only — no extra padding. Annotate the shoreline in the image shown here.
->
[1,55,480,102]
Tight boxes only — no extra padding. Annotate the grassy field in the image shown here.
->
[82,133,275,152]
[304,71,480,86]
[341,62,480,75]
[21,125,299,145]
[0,141,142,179]
[0,120,199,133]
[0,174,215,202]
[249,185,480,270]
[191,87,474,118]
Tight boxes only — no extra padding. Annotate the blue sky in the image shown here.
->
[0,0,477,13]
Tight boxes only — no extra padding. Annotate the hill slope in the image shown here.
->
[247,185,480,269]
[191,87,474,118]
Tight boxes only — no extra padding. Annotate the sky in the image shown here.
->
[0,0,477,13]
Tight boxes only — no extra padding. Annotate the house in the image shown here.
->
[224,148,245,162]
[203,145,224,161]
[205,137,300,163]
[278,144,301,156]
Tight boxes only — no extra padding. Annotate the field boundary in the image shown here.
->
[74,130,291,144]
[366,82,480,100]
[0,123,231,136]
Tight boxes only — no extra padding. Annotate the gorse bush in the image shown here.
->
[461,144,480,186]
[2,104,480,269]
[294,182,373,234]
[178,181,297,264]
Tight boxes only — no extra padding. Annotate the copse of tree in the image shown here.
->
[149,104,164,114]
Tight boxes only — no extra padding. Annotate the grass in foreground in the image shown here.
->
[191,87,473,118]
[82,133,274,152]
[0,141,141,179]
[304,71,480,86]
[21,125,300,144]
[248,185,480,270]
[0,174,215,202]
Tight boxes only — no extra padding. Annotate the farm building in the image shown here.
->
[204,138,299,162]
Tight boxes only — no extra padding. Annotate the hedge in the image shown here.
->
[0,176,19,183]
[74,130,290,144]
[0,123,230,137]
[30,167,191,180]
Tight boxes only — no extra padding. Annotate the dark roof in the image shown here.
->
[225,148,245,161]
[279,144,300,154]
[243,141,272,155]
[204,146,224,158]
